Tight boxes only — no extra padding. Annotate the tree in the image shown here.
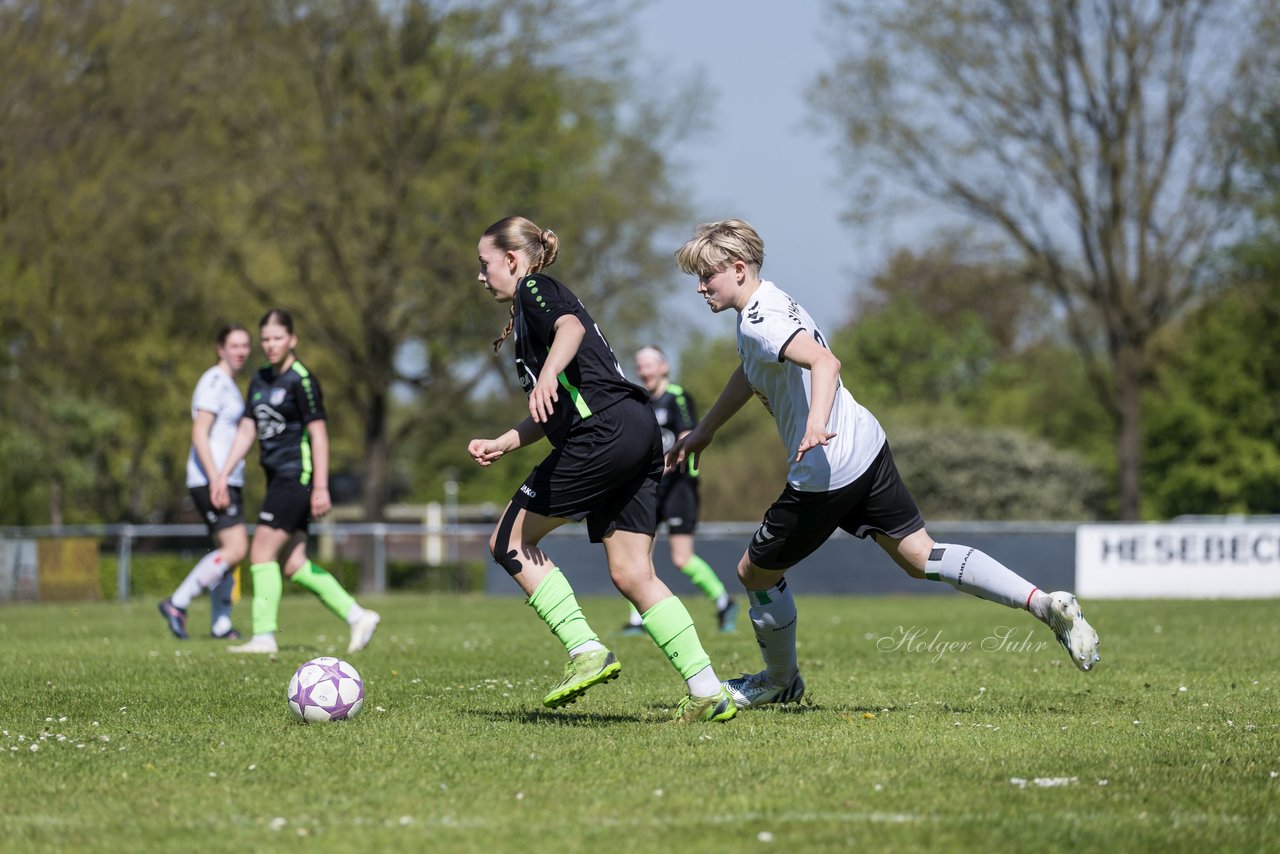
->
[814,0,1280,519]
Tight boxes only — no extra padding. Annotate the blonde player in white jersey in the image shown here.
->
[668,220,1100,709]
[158,323,251,641]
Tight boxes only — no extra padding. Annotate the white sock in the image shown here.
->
[568,639,605,656]
[345,603,367,625]
[687,665,720,697]
[210,570,235,635]
[926,544,1038,610]
[747,579,798,683]
[170,551,223,609]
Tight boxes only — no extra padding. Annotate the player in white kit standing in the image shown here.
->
[159,323,252,640]
[668,220,1101,709]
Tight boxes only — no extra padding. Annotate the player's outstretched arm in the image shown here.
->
[468,417,543,467]
[667,365,754,471]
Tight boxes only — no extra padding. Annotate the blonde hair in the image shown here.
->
[674,219,765,278]
[484,216,561,352]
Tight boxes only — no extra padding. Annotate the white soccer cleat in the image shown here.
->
[1047,592,1100,671]
[723,669,806,709]
[347,610,381,653]
[227,635,278,655]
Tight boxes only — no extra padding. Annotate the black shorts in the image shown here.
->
[258,477,312,535]
[657,475,699,535]
[748,442,924,571]
[190,485,245,534]
[513,397,662,543]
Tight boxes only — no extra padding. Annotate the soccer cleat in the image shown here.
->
[723,669,806,709]
[1047,591,1101,671]
[212,627,242,640]
[675,687,738,723]
[543,648,621,708]
[619,622,645,636]
[717,599,740,633]
[347,610,381,653]
[157,598,189,640]
[227,635,278,655]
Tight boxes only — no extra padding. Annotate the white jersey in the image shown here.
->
[186,365,246,488]
[736,280,886,492]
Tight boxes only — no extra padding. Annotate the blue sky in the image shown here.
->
[632,0,906,340]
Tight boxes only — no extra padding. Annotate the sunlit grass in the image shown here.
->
[1,594,1276,852]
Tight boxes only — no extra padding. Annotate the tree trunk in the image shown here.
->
[358,392,390,593]
[1114,340,1145,521]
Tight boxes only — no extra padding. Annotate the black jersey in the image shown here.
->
[512,273,647,447]
[243,360,325,484]
[651,382,700,481]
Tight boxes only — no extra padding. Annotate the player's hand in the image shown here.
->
[209,476,230,510]
[468,438,506,467]
[794,428,837,462]
[528,376,559,424]
[311,486,332,519]
[667,428,711,473]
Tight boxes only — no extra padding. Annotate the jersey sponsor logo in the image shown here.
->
[520,484,537,498]
[253,404,288,440]
[515,359,537,395]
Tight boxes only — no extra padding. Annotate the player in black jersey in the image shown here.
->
[467,215,735,723]
[211,308,380,655]
[620,346,738,635]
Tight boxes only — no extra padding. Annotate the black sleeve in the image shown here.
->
[517,276,579,347]
[297,370,326,424]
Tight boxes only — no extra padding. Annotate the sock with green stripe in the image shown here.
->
[249,561,283,636]
[925,544,1039,611]
[528,568,601,654]
[289,559,356,621]
[746,579,798,683]
[678,553,727,603]
[641,595,719,696]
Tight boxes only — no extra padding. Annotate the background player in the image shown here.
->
[159,322,251,641]
[669,219,1101,710]
[620,346,738,635]
[212,309,380,655]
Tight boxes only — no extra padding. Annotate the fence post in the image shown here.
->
[373,523,387,594]
[116,525,134,602]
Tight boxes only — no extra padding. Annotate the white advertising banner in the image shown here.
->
[1076,523,1280,598]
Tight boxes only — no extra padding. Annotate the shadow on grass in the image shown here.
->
[463,708,649,725]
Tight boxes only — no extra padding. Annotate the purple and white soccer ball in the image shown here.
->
[287,657,364,723]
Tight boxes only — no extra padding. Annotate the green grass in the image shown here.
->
[1,594,1276,853]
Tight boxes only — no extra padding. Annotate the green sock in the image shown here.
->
[289,560,355,621]
[642,595,711,680]
[679,554,726,602]
[249,561,282,635]
[527,568,598,653]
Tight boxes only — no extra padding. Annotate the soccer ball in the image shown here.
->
[287,657,364,723]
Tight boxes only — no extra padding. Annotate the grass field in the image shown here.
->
[1,592,1277,853]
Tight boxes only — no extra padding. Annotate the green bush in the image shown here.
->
[891,426,1105,521]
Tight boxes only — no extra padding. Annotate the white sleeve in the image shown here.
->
[191,372,221,414]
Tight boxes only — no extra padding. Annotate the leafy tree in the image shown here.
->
[813,0,1280,519]
[1144,280,1280,516]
